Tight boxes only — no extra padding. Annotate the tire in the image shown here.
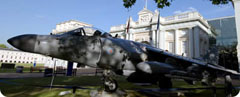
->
[104,78,118,92]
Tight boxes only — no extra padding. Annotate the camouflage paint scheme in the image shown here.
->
[8,27,240,88]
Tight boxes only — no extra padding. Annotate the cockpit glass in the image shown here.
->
[71,27,107,36]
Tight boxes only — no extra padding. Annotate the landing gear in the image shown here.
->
[104,77,118,92]
[102,70,118,92]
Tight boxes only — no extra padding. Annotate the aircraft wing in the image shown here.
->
[144,46,240,76]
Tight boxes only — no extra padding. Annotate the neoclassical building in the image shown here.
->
[0,47,50,64]
[51,20,93,35]
[110,7,215,58]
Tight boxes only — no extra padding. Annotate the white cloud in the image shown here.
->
[173,7,198,15]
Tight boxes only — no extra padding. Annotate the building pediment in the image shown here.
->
[138,8,153,15]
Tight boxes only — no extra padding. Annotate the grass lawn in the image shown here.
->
[0,62,44,73]
[0,76,239,97]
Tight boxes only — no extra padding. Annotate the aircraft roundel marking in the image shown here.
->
[107,48,114,54]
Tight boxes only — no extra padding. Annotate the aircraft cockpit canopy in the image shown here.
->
[71,27,108,37]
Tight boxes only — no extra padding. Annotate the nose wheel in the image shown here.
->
[104,77,118,92]
[102,70,118,92]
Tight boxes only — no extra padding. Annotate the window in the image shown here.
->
[0,60,2,62]
[182,41,188,56]
[168,42,175,53]
[1,55,3,58]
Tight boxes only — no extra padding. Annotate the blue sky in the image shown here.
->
[0,0,235,46]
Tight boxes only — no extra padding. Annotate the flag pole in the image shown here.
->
[126,7,131,40]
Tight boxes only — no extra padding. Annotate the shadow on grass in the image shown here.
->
[0,76,239,97]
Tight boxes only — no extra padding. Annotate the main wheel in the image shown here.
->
[104,78,118,92]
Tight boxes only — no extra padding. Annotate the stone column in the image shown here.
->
[233,0,240,71]
[126,33,128,40]
[158,30,161,48]
[175,29,179,54]
[193,27,200,58]
[132,32,135,41]
[160,30,165,49]
[129,32,132,40]
[152,30,156,47]
[188,27,193,58]
[155,30,159,48]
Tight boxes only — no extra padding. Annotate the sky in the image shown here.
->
[0,0,235,46]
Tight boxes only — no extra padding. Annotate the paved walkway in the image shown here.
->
[0,73,44,79]
[0,68,101,79]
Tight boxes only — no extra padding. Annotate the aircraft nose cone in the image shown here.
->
[8,34,37,52]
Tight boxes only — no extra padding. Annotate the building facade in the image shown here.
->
[110,8,214,59]
[0,47,49,64]
[208,16,237,46]
[51,20,93,35]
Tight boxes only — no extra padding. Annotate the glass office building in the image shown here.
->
[208,16,237,46]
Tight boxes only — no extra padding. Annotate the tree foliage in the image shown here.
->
[218,42,238,72]
[0,44,8,48]
[123,0,233,8]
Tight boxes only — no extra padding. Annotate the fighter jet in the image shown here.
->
[8,27,240,92]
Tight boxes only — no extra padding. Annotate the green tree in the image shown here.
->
[0,44,8,48]
[123,0,232,8]
[218,42,238,72]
